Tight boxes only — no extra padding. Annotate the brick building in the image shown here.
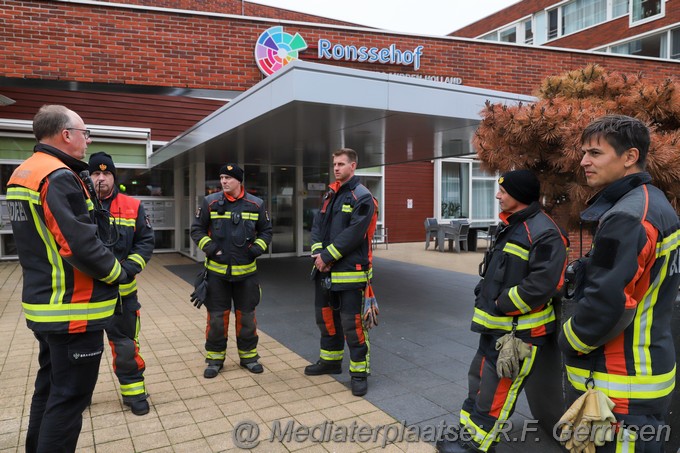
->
[0,0,677,260]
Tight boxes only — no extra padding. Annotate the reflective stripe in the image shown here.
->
[22,298,117,322]
[327,244,342,260]
[349,360,367,373]
[209,211,259,220]
[198,236,212,250]
[320,349,343,361]
[119,279,137,297]
[656,229,680,256]
[238,348,258,359]
[565,365,676,399]
[502,243,529,261]
[112,217,135,227]
[615,428,636,453]
[120,381,146,397]
[311,242,322,252]
[205,259,257,277]
[253,238,267,251]
[101,260,123,284]
[27,198,66,305]
[508,286,531,314]
[472,305,554,331]
[127,253,147,270]
[7,187,41,203]
[206,351,226,361]
[331,268,373,285]
[341,204,352,213]
[562,318,596,354]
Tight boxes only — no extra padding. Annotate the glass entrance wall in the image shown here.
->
[435,158,498,225]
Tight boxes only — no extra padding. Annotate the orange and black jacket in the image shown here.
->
[310,175,375,291]
[6,144,124,334]
[559,172,679,415]
[100,188,154,306]
[190,187,272,281]
[472,202,568,344]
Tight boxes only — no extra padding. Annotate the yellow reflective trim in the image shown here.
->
[210,212,231,219]
[562,318,596,354]
[320,349,343,361]
[120,381,146,396]
[7,187,41,204]
[112,217,135,227]
[656,229,679,257]
[472,305,554,331]
[341,204,352,213]
[119,279,137,296]
[349,360,367,372]
[205,260,228,273]
[238,349,258,359]
[22,298,117,322]
[242,212,259,220]
[27,200,65,305]
[508,286,531,314]
[127,254,146,270]
[254,238,267,251]
[331,269,372,284]
[101,260,122,284]
[198,236,212,249]
[566,365,676,399]
[502,242,529,261]
[327,244,342,260]
[311,242,322,252]
[231,261,257,276]
[206,351,225,360]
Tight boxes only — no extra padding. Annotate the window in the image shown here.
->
[632,0,662,22]
[524,19,534,44]
[481,31,498,41]
[611,31,668,58]
[441,161,470,219]
[500,26,517,43]
[672,28,680,59]
[612,0,629,17]
[548,9,559,39]
[562,0,607,35]
[471,163,497,221]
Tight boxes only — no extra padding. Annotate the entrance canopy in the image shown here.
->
[151,61,535,169]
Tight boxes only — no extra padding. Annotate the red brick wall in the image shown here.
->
[450,0,679,51]
[385,162,434,243]
[2,1,677,94]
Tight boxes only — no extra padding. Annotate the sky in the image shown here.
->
[248,0,520,35]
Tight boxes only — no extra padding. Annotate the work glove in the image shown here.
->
[362,283,379,329]
[211,249,229,265]
[558,389,616,453]
[495,332,532,380]
[190,269,209,308]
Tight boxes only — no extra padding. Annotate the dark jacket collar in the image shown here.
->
[330,175,360,193]
[580,172,651,222]
[34,143,88,174]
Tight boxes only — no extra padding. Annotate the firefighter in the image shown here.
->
[305,148,376,397]
[88,152,154,416]
[190,163,272,378]
[558,115,679,453]
[437,169,568,453]
[7,105,127,452]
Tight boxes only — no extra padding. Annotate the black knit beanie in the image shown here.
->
[88,152,116,178]
[219,163,244,182]
[498,169,540,205]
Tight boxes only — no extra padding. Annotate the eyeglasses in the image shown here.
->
[66,128,91,139]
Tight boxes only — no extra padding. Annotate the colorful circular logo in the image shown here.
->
[255,26,308,76]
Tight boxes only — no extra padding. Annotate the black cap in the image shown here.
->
[219,163,244,182]
[498,169,540,205]
[88,152,116,178]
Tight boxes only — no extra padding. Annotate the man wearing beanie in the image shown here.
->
[88,151,155,416]
[190,163,272,377]
[437,169,568,453]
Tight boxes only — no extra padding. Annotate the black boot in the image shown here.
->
[435,438,473,453]
[351,376,368,396]
[240,360,264,374]
[124,399,150,416]
[304,360,341,376]
[204,363,223,378]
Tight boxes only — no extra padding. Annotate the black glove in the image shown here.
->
[212,250,229,264]
[190,270,209,308]
[116,267,129,285]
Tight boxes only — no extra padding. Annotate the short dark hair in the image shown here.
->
[581,115,650,169]
[332,148,358,164]
[33,105,73,141]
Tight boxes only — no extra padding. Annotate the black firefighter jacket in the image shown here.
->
[473,202,568,344]
[191,188,272,281]
[7,144,125,334]
[100,188,154,308]
[558,173,680,415]
[310,175,375,291]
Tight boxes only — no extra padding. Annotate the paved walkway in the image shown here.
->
[0,243,564,452]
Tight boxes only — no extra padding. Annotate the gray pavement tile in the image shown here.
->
[374,393,449,425]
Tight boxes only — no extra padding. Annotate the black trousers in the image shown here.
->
[26,330,104,453]
[204,273,261,364]
[313,278,369,376]
[105,295,146,403]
